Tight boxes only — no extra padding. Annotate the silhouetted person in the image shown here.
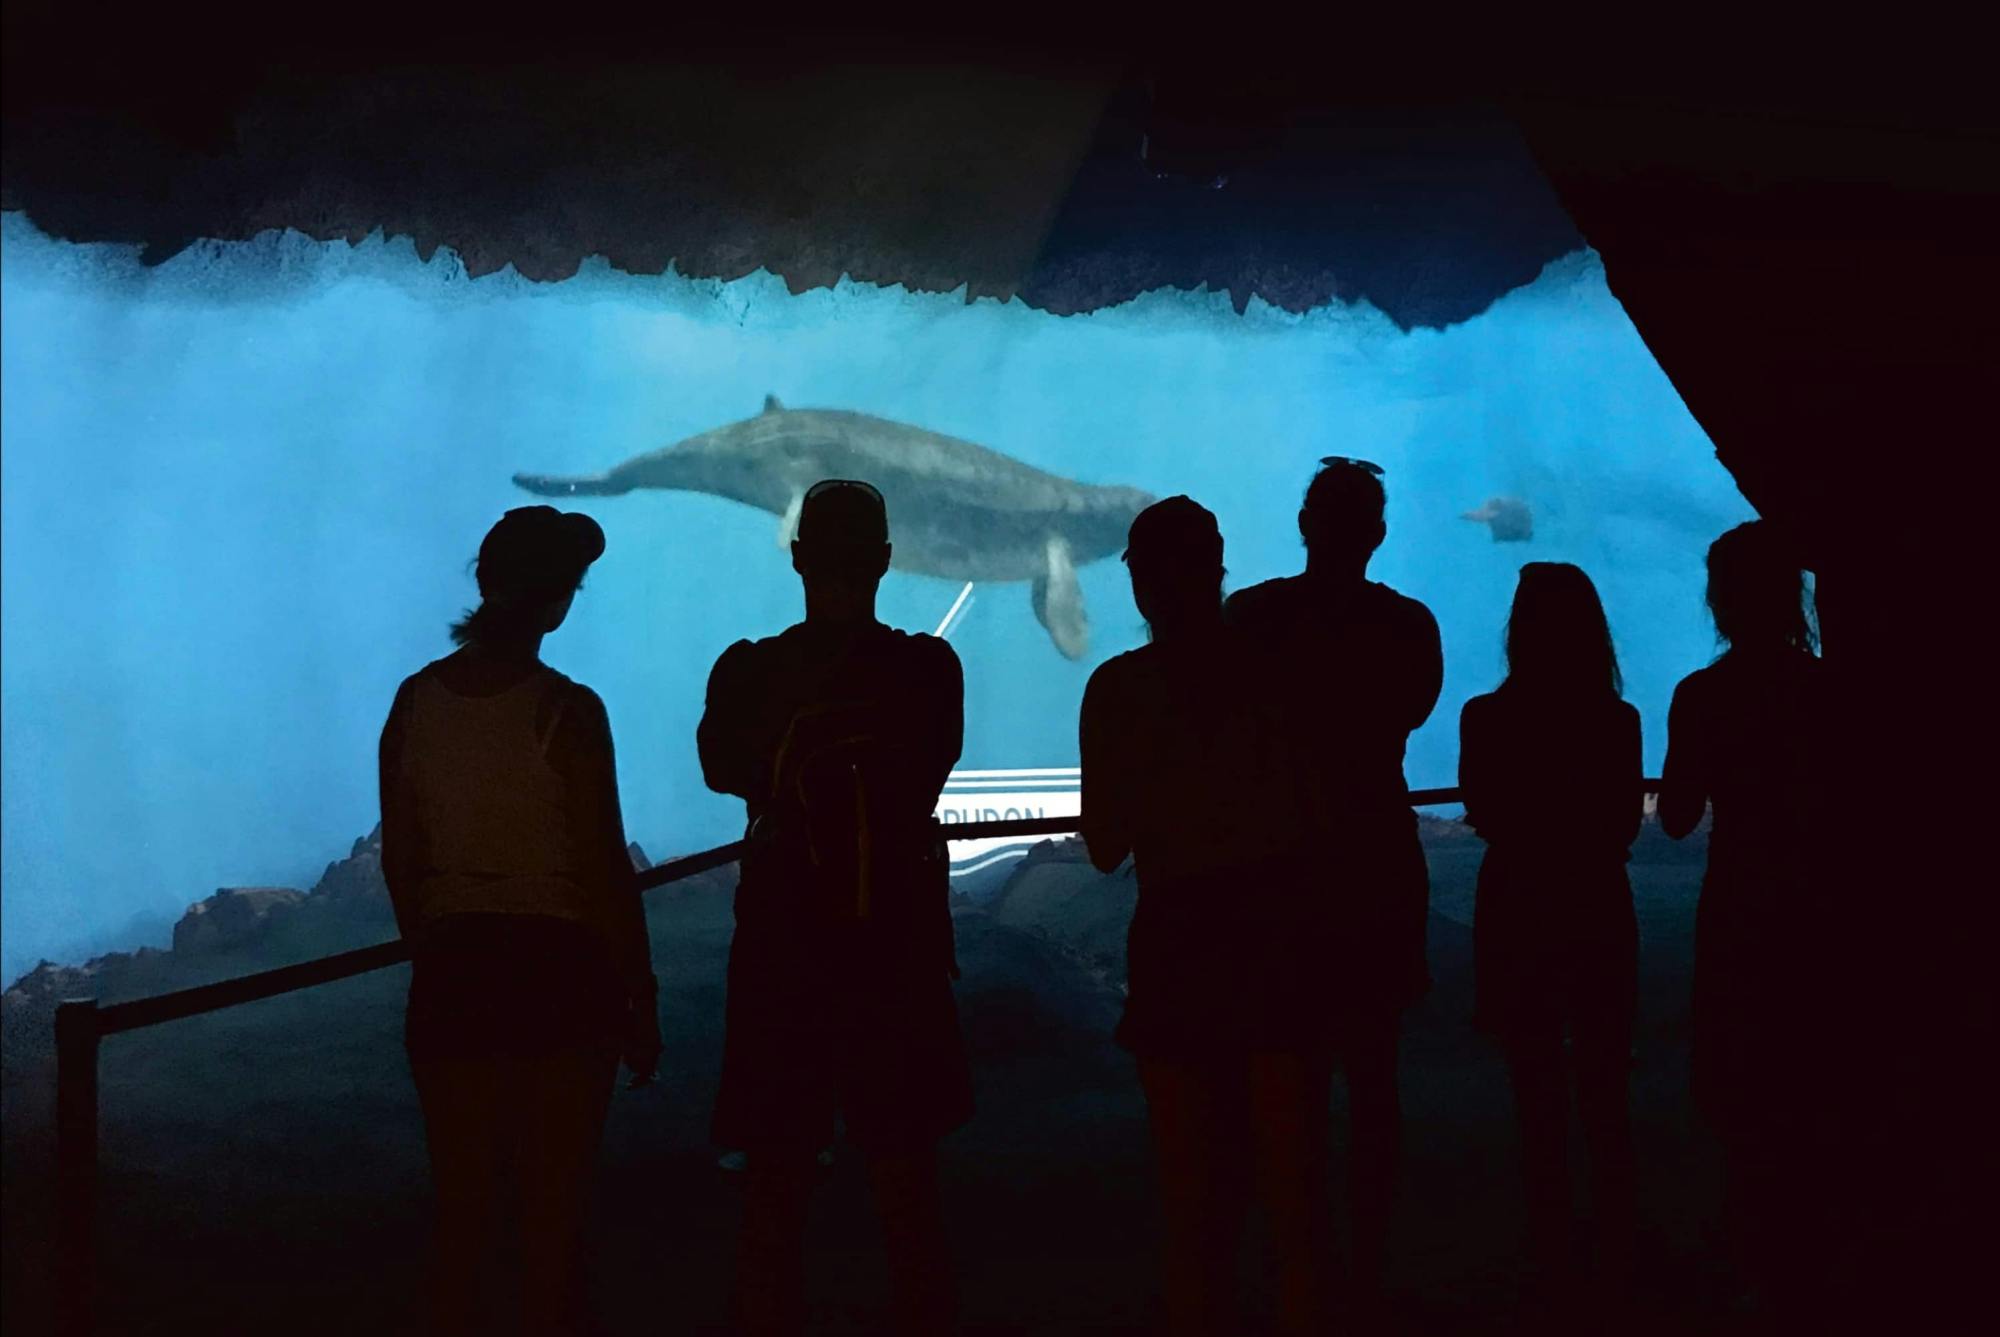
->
[1224,457,1442,1311]
[698,479,970,1336]
[1660,520,1827,1315]
[1080,497,1327,1337]
[1460,562,1642,1315]
[379,506,661,1337]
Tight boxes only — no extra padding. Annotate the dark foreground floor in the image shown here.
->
[5,821,1752,1335]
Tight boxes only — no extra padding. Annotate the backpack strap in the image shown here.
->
[534,672,569,759]
[764,627,878,801]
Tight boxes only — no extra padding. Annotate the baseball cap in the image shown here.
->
[1123,495,1223,567]
[476,506,606,597]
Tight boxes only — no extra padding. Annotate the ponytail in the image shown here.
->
[448,603,494,647]
[448,594,546,647]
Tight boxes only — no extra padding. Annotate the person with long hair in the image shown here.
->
[1081,496,1327,1337]
[379,506,660,1337]
[1659,519,1826,1314]
[1459,562,1643,1314]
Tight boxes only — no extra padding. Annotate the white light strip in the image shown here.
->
[949,848,1034,876]
[933,582,975,639]
[949,768,1082,779]
[940,772,1080,784]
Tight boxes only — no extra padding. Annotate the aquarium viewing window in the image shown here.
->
[0,212,1752,977]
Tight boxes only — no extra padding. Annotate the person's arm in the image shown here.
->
[696,641,763,800]
[922,639,968,979]
[377,678,423,939]
[1079,664,1133,874]
[919,638,966,806]
[1659,677,1709,840]
[1612,701,1646,852]
[1457,696,1504,843]
[1405,602,1446,734]
[551,684,661,1083]
[557,686,654,989]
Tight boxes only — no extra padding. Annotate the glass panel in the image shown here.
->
[0,215,1749,975]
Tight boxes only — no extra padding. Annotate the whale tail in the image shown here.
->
[513,471,633,498]
[1031,534,1089,660]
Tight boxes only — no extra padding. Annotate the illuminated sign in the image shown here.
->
[935,767,1080,876]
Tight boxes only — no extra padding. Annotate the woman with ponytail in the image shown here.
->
[1661,519,1827,1315]
[379,506,660,1337]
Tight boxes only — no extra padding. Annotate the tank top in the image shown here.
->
[397,664,592,929]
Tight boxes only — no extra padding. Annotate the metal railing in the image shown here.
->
[48,785,1660,1336]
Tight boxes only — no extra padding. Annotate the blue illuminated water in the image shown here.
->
[0,213,1751,979]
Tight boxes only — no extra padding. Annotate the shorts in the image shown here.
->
[405,912,626,1062]
[1116,858,1423,1061]
[711,916,973,1156]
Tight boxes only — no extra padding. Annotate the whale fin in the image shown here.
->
[763,394,784,414]
[1466,497,1534,542]
[1490,500,1533,542]
[1030,534,1088,660]
[777,488,804,548]
[514,471,630,498]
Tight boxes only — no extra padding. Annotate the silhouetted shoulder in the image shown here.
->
[549,672,603,723]
[409,656,454,688]
[1225,576,1435,633]
[1366,580,1440,638]
[1670,663,1722,718]
[1460,690,1502,730]
[1079,650,1158,753]
[381,673,424,754]
[705,636,767,686]
[391,668,427,707]
[517,667,598,756]
[1462,688,1633,730]
[542,676,619,792]
[1676,662,1723,694]
[714,633,771,664]
[895,627,963,683]
[1088,645,1152,689]
[1381,582,1436,622]
[1222,576,1303,630]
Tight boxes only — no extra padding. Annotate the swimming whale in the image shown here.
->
[513,396,1156,659]
[1461,496,1534,543]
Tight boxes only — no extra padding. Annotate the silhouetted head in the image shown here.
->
[450,506,605,647]
[791,479,892,590]
[1123,495,1224,640]
[1503,561,1623,698]
[1705,520,1818,655]
[1300,456,1387,569]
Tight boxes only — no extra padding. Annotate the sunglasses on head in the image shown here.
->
[1319,456,1385,477]
[805,479,884,504]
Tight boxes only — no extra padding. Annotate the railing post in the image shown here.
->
[55,997,100,1337]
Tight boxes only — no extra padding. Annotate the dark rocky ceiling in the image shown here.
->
[0,44,1586,328]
